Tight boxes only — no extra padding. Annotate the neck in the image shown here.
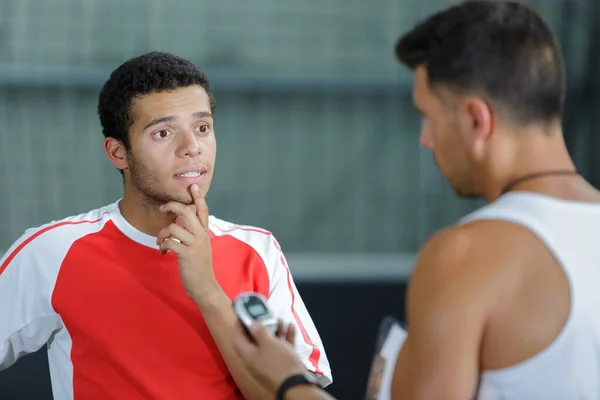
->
[118,188,175,238]
[481,125,577,202]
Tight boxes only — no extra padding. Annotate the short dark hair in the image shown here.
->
[395,0,565,125]
[98,51,215,149]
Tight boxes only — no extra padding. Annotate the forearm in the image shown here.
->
[192,289,273,400]
[284,385,336,400]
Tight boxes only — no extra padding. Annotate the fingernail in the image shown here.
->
[191,184,199,192]
[248,322,259,333]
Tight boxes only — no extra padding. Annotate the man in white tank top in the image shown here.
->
[228,1,600,399]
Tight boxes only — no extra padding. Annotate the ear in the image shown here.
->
[103,137,128,171]
[464,96,494,142]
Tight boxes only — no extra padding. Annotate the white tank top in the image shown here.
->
[459,192,600,400]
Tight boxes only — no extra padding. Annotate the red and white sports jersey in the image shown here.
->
[0,201,332,400]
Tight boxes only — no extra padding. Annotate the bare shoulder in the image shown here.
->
[409,219,539,316]
[416,218,539,274]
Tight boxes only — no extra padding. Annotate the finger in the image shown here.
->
[190,184,209,230]
[275,320,286,339]
[285,323,297,345]
[247,321,273,345]
[175,215,187,229]
[159,202,201,234]
[232,321,258,361]
[174,206,197,229]
[157,223,195,246]
[159,236,187,255]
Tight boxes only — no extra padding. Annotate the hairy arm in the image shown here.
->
[192,290,276,400]
[232,319,336,400]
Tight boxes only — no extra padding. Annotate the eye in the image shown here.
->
[153,129,172,139]
[196,124,210,133]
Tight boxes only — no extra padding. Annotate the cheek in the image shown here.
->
[203,136,217,163]
[142,153,168,173]
[129,149,171,180]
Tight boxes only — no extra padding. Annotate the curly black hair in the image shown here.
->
[98,51,215,149]
[396,0,565,125]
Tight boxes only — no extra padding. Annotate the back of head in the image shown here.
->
[98,51,215,149]
[395,0,565,127]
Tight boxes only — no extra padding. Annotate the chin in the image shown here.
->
[173,185,210,204]
[443,171,479,199]
[140,190,194,207]
[173,192,195,205]
[452,185,480,199]
[446,178,475,199]
[454,191,480,199]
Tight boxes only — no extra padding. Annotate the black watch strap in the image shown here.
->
[276,374,318,400]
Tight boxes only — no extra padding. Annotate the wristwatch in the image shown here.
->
[276,372,320,400]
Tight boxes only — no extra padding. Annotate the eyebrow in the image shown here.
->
[142,111,213,131]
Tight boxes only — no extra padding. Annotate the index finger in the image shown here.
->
[190,184,209,229]
[159,202,201,235]
[285,323,296,345]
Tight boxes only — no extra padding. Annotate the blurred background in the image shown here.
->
[1,0,599,398]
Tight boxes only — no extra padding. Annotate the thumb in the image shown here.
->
[247,321,271,344]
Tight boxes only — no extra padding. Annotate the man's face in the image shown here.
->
[412,67,479,198]
[124,85,216,206]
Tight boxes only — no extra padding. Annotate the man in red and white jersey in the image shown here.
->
[0,51,331,400]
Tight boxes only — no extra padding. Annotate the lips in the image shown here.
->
[174,166,207,177]
[176,171,205,178]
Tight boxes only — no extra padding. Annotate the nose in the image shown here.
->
[419,124,434,149]
[177,131,201,158]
